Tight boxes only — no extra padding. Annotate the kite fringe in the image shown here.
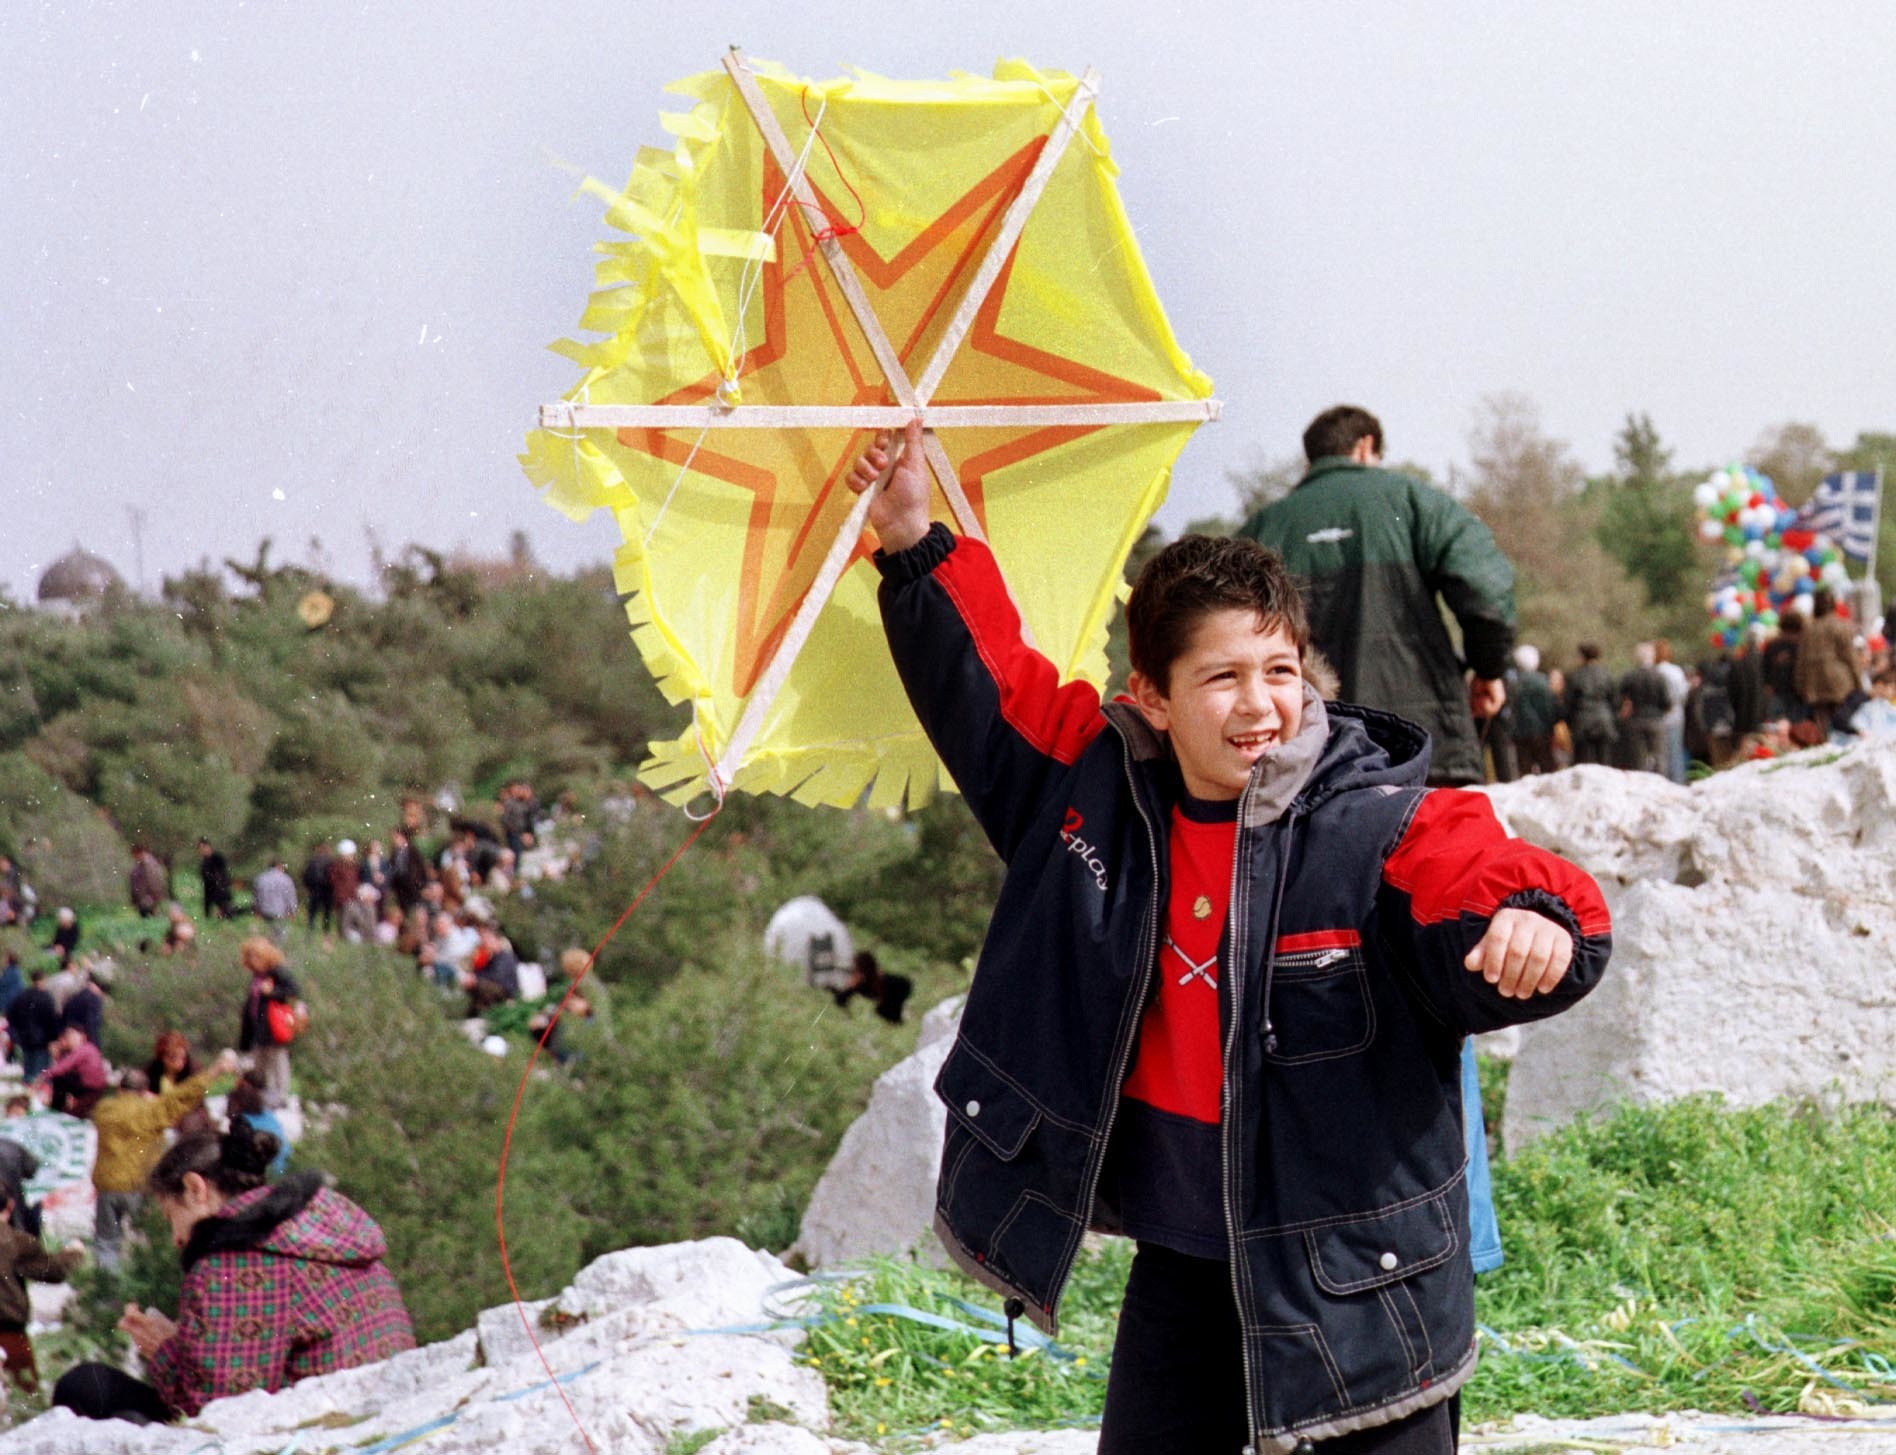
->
[519,57,1206,817]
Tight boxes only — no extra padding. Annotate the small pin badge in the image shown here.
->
[1192,895,1212,921]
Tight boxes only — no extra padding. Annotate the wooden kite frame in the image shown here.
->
[540,49,1221,800]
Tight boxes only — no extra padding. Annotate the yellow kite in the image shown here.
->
[521,51,1217,811]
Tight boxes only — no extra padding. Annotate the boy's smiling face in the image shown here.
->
[1129,607,1305,801]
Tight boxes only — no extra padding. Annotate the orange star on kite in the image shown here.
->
[617,144,1158,697]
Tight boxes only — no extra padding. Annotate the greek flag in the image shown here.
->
[1794,471,1881,562]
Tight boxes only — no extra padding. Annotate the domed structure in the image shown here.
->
[36,545,125,615]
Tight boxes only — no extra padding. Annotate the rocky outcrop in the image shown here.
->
[1486,742,1896,1149]
[7,1238,830,1455]
[792,997,961,1269]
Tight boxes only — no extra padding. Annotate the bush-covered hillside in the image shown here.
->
[0,545,681,902]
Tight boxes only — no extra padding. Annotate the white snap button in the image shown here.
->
[965,1100,981,1117]
[1379,1251,1399,1271]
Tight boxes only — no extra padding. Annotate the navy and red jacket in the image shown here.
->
[877,525,1612,1452]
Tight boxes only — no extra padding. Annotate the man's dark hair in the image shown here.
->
[1578,643,1602,663]
[1127,535,1308,693]
[1303,405,1383,465]
[1812,589,1835,618]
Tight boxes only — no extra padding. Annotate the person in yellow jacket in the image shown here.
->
[91,1048,239,1273]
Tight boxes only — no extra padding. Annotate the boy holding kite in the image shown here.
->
[847,421,1612,1454]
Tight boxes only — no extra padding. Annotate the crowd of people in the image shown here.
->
[0,781,596,1421]
[1492,594,1895,785]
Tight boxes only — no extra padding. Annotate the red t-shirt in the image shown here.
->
[1107,795,1237,1259]
[1121,806,1236,1120]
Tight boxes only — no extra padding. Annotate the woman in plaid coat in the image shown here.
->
[54,1121,415,1423]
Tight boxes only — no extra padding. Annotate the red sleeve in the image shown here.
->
[878,525,1107,860]
[1383,791,1611,937]
[934,536,1107,767]
[1379,789,1612,1033]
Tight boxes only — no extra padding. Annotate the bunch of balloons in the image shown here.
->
[1694,464,1852,649]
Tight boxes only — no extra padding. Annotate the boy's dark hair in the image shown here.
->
[1578,642,1602,663]
[1303,404,1383,464]
[1127,535,1308,693]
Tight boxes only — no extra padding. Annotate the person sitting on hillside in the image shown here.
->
[431,909,480,978]
[147,1030,215,1139]
[91,1052,238,1272]
[527,947,596,1065]
[250,857,298,941]
[461,922,520,1016]
[302,842,336,934]
[226,1072,291,1177]
[1845,667,1896,737]
[0,1183,83,1393]
[338,881,378,944]
[0,856,24,927]
[829,950,914,1026]
[197,838,235,921]
[160,903,197,956]
[327,841,363,932]
[373,901,405,947]
[52,1122,416,1424]
[48,907,81,967]
[0,1114,40,1237]
[59,963,106,1048]
[128,845,168,919]
[236,938,301,1110]
[386,827,430,914]
[5,968,60,1081]
[0,950,25,1025]
[39,1025,110,1117]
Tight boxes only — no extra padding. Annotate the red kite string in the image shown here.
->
[494,806,722,1453]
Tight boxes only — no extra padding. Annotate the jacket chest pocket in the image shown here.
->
[1264,938,1374,1065]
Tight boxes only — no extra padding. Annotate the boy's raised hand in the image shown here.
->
[1463,907,1572,999]
[847,415,933,554]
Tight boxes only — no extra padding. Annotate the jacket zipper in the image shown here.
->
[1219,777,1262,1450]
[1055,727,1164,1329]
[1224,802,1301,1452]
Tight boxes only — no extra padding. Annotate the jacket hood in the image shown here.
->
[1297,700,1432,809]
[1101,695,1431,817]
[184,1171,389,1271]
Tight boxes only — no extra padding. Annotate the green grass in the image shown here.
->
[792,1244,1127,1447]
[1463,1094,1896,1421]
[771,1094,1896,1449]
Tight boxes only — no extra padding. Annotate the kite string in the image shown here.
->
[1028,75,1105,159]
[643,91,834,549]
[797,85,866,243]
[494,802,724,1455]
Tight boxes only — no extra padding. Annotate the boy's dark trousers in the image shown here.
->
[1099,1243,1457,1455]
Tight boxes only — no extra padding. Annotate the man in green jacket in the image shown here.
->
[1239,405,1516,787]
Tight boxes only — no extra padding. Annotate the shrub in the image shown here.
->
[0,750,131,907]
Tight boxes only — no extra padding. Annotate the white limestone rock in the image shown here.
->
[425,1334,827,1455]
[793,1000,960,1269]
[699,1426,875,1455]
[476,1296,556,1366]
[553,1237,803,1332]
[1489,739,1896,1148]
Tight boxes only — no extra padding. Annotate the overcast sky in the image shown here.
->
[6,1,1894,601]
